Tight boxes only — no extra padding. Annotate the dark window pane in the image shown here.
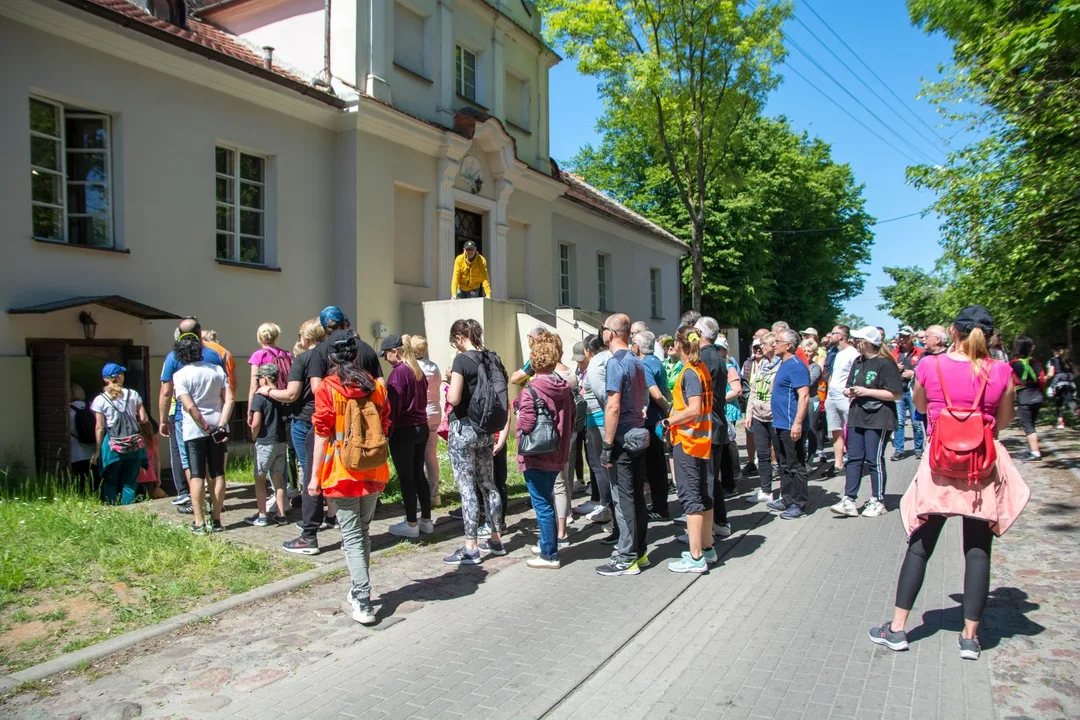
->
[239,154,263,182]
[240,209,263,236]
[31,171,62,205]
[216,176,233,203]
[68,183,109,215]
[217,232,234,260]
[66,152,106,182]
[29,99,59,137]
[240,235,263,264]
[239,181,263,209]
[32,206,63,240]
[216,205,233,232]
[68,216,110,247]
[31,136,60,171]
[216,147,232,176]
[65,117,106,149]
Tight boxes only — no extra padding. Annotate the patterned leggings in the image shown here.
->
[448,418,503,539]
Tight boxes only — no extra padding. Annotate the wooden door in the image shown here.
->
[30,341,70,475]
[122,345,151,414]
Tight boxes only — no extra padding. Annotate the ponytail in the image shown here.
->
[675,325,702,365]
[400,334,423,381]
[959,326,991,376]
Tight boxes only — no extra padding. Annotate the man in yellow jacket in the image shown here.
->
[451,240,492,299]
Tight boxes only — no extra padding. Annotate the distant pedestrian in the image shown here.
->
[1010,336,1045,462]
[1047,343,1077,429]
[825,325,859,478]
[890,326,925,461]
[91,363,149,505]
[744,334,780,503]
[764,330,811,520]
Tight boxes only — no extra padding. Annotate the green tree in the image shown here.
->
[836,312,867,330]
[541,0,791,311]
[905,0,1080,339]
[877,266,949,329]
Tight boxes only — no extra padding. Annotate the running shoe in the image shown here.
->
[574,500,597,516]
[890,452,904,462]
[449,507,464,520]
[765,498,789,513]
[171,494,191,506]
[443,547,481,565]
[779,505,805,520]
[673,514,688,524]
[206,518,224,533]
[479,539,506,556]
[176,503,194,514]
[527,556,561,570]
[282,536,320,555]
[388,521,420,539]
[244,514,269,527]
[477,522,493,539]
[868,622,909,651]
[713,523,732,537]
[860,498,888,518]
[636,552,651,568]
[668,552,707,574]
[746,491,772,504]
[347,591,376,626]
[585,506,611,524]
[703,547,718,565]
[190,522,207,536]
[647,510,670,521]
[321,515,339,530]
[958,635,981,661]
[599,531,620,545]
[742,462,758,476]
[831,496,859,518]
[595,559,640,577]
[418,518,435,535]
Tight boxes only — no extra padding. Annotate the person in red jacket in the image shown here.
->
[308,330,390,625]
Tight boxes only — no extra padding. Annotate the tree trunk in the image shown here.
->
[691,217,704,312]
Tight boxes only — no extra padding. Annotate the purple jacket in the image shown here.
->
[386,362,429,431]
[514,372,574,472]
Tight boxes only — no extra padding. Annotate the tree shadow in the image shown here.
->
[906,587,1043,649]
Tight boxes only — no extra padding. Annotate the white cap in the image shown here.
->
[800,327,819,337]
[850,326,883,347]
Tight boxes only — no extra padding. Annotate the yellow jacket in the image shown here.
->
[451,252,492,297]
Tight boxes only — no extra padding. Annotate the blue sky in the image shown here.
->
[547,0,955,333]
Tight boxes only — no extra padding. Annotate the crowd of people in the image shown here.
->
[71,300,1068,647]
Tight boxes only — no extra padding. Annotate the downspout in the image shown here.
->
[313,0,333,90]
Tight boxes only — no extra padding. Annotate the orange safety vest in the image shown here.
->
[319,382,390,497]
[670,361,714,458]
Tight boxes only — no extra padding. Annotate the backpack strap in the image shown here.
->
[971,361,991,410]
[933,355,954,407]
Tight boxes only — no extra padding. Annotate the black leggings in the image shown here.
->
[1017,403,1042,436]
[895,515,994,622]
[708,443,729,524]
[389,424,431,523]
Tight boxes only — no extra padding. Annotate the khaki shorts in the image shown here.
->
[254,441,287,477]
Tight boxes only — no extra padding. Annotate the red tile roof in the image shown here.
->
[556,169,684,248]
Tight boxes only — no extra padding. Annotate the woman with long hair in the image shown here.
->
[1010,336,1044,461]
[410,335,444,506]
[870,306,1027,661]
[90,364,149,504]
[516,332,575,569]
[308,330,390,625]
[382,333,434,538]
[663,326,716,573]
[443,319,507,565]
[830,327,903,519]
[1047,343,1077,429]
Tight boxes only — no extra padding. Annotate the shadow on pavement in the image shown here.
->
[906,587,1044,649]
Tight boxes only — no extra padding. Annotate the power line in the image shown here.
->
[783,32,940,166]
[801,0,950,145]
[781,61,923,165]
[792,12,947,159]
[771,211,924,235]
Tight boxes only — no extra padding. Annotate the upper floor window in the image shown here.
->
[29,97,114,248]
[456,46,477,102]
[505,71,531,131]
[216,146,266,265]
[394,2,429,79]
[597,252,611,312]
[558,243,572,306]
[650,268,662,318]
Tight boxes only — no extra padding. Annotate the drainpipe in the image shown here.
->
[313,0,333,90]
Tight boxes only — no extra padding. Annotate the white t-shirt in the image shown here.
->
[69,400,96,462]
[828,346,861,399]
[418,358,442,419]
[90,389,143,435]
[173,362,228,441]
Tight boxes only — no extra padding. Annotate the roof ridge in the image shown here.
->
[561,172,682,246]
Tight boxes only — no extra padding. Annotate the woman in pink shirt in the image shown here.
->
[869,306,1028,662]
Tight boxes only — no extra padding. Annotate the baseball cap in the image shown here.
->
[101,362,126,378]
[319,305,347,329]
[954,305,994,334]
[379,334,404,357]
[800,327,819,337]
[751,338,762,348]
[898,325,914,336]
[716,338,729,350]
[257,363,279,381]
[463,240,477,251]
[658,335,674,348]
[572,341,586,362]
[850,326,883,347]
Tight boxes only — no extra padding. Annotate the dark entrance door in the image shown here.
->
[454,208,483,256]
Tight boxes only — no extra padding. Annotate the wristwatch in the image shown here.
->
[602,441,613,450]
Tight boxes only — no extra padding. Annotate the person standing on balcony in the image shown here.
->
[451,240,492,299]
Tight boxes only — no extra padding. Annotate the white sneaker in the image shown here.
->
[831,497,859,517]
[861,498,888,518]
[747,491,772,504]
[1056,421,1066,430]
[418,518,435,535]
[347,592,376,625]
[574,500,597,515]
[585,506,611,523]
[530,545,542,556]
[527,556,561,570]
[713,523,732,538]
[388,520,420,538]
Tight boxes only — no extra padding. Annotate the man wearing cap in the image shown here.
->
[451,240,492,299]
[890,325,925,461]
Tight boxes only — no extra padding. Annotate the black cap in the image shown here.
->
[463,240,477,251]
[379,334,403,357]
[327,329,358,362]
[954,305,994,334]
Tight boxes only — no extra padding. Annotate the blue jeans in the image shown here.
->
[166,417,189,498]
[291,419,312,485]
[893,392,925,453]
[524,468,559,560]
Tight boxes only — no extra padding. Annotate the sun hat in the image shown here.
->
[850,326,884,347]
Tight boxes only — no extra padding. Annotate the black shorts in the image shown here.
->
[673,443,713,514]
[185,436,227,479]
[1017,403,1042,436]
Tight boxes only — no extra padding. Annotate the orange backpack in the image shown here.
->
[928,357,997,484]
[340,394,388,471]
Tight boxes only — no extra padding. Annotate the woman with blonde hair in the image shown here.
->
[90,364,149,504]
[409,335,443,506]
[247,322,291,412]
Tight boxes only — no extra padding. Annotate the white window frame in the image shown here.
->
[215,145,267,266]
[29,96,114,247]
[455,45,477,102]
[558,242,572,306]
[650,268,661,318]
[597,252,611,312]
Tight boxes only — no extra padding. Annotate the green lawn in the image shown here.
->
[0,481,310,674]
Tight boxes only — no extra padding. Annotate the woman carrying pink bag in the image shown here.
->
[868,305,1029,662]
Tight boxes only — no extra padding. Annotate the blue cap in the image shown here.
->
[319,305,347,328]
[102,363,127,378]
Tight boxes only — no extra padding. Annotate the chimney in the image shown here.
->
[262,46,274,70]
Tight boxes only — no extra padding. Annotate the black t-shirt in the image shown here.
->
[1048,356,1074,383]
[451,351,480,421]
[1010,358,1044,406]
[698,344,728,442]
[288,349,317,422]
[896,348,920,391]
[250,393,287,443]
[309,336,383,382]
[846,356,903,431]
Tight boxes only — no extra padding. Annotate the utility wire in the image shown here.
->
[781,61,923,165]
[771,211,924,235]
[801,0,950,145]
[783,32,940,166]
[792,13,947,159]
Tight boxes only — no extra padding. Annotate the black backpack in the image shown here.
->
[573,388,588,434]
[71,402,97,445]
[467,350,509,434]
